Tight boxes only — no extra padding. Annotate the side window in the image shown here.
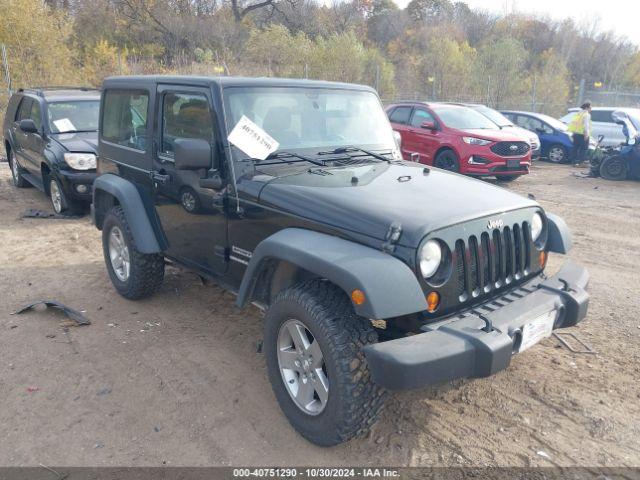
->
[16,97,33,121]
[161,92,213,159]
[409,108,435,128]
[102,89,149,151]
[516,115,543,132]
[30,100,42,131]
[591,110,613,123]
[388,106,412,125]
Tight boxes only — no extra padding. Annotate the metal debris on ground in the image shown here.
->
[11,300,91,326]
[553,331,596,354]
[20,208,81,219]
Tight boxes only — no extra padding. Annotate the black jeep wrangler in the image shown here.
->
[92,75,589,446]
[3,87,100,214]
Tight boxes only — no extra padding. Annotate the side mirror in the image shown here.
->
[19,119,38,133]
[421,121,436,130]
[174,138,212,170]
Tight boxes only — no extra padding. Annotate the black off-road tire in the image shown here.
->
[264,279,387,446]
[102,206,165,299]
[8,150,29,188]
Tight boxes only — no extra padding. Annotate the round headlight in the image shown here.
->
[419,240,442,278]
[531,212,543,241]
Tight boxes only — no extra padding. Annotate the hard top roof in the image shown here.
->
[102,75,375,92]
[18,87,100,102]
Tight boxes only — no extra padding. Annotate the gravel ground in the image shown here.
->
[0,159,639,467]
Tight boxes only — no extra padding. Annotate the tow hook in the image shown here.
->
[477,313,494,333]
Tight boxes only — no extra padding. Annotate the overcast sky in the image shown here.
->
[390,0,640,46]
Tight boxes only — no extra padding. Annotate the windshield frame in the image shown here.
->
[46,99,100,133]
[221,85,397,162]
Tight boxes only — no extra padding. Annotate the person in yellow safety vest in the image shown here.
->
[567,101,592,166]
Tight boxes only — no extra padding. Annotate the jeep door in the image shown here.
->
[152,85,228,275]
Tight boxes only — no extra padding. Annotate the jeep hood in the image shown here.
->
[241,162,538,248]
[50,131,98,153]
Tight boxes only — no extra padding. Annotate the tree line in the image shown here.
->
[2,0,640,122]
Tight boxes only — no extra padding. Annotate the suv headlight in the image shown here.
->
[462,137,491,146]
[531,212,543,242]
[64,153,96,170]
[418,239,442,278]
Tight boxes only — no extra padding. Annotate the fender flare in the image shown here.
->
[236,228,428,319]
[546,213,572,254]
[92,174,162,254]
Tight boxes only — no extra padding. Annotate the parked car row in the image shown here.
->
[3,77,591,447]
[386,102,534,182]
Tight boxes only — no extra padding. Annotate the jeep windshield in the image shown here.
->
[48,100,100,133]
[223,87,397,161]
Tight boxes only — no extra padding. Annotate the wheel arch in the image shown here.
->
[434,145,457,160]
[236,228,428,319]
[93,174,164,254]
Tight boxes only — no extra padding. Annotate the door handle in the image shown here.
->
[150,171,171,185]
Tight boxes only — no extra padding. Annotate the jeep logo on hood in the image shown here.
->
[487,219,504,230]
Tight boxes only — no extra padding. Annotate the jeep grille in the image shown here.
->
[454,222,532,301]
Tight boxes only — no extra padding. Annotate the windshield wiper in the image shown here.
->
[255,151,324,167]
[54,129,97,134]
[317,146,393,163]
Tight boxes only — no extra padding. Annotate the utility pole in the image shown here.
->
[577,78,585,106]
[531,73,537,112]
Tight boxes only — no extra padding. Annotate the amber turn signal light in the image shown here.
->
[539,251,547,268]
[426,291,440,313]
[351,289,366,305]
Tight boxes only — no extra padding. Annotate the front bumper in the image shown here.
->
[464,155,531,177]
[364,261,589,390]
[57,170,98,201]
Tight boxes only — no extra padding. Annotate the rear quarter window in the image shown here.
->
[388,106,412,125]
[101,89,149,151]
[591,110,614,123]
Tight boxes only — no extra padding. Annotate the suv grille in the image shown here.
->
[454,222,532,300]
[490,141,530,157]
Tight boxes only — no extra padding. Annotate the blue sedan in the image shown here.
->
[501,110,574,163]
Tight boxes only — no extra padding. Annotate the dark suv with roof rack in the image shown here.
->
[92,75,590,446]
[3,86,100,214]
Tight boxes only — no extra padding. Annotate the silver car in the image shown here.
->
[559,107,640,148]
[464,104,541,158]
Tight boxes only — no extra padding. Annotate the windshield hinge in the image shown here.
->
[382,222,402,253]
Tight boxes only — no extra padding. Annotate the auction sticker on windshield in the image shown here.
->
[519,310,556,352]
[227,115,279,160]
[53,118,76,133]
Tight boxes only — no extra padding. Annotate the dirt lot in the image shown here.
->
[0,159,639,467]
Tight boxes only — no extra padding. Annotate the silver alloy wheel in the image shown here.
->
[548,146,565,163]
[277,319,329,415]
[10,152,19,182]
[50,179,63,213]
[108,226,131,282]
[181,191,196,211]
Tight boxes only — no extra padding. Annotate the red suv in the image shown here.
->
[386,102,531,181]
